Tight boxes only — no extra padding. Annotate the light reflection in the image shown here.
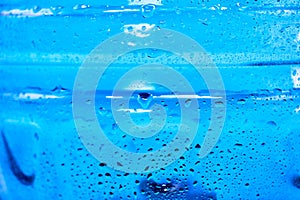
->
[117,108,152,113]
[103,8,140,13]
[4,118,40,128]
[125,80,156,90]
[3,92,64,100]
[128,0,162,6]
[106,96,123,99]
[0,166,7,194]
[155,94,222,99]
[1,8,53,17]
[18,93,64,99]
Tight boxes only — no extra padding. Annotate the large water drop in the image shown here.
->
[137,92,153,109]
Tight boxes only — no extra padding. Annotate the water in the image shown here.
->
[1,66,300,199]
[1,1,300,200]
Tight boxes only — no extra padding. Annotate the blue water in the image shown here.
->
[1,1,300,200]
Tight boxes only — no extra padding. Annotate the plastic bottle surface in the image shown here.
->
[1,0,300,199]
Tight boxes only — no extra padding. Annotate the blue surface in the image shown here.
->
[1,0,300,199]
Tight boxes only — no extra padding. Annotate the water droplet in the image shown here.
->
[147,180,176,194]
[141,4,155,18]
[273,88,282,95]
[292,70,297,76]
[184,99,192,107]
[267,121,277,126]
[127,26,134,32]
[292,176,300,189]
[148,49,163,58]
[137,92,153,109]
[98,107,112,117]
[237,99,246,105]
[85,99,92,105]
[33,6,42,13]
[73,4,89,10]
[214,100,225,107]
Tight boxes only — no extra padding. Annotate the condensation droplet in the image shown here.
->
[267,121,277,126]
[214,100,225,107]
[237,99,246,105]
[137,92,153,109]
[33,6,42,13]
[292,70,297,76]
[184,99,192,107]
[98,107,112,117]
[141,4,156,18]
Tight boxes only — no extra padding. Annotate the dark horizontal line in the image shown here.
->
[1,60,300,67]
[242,60,300,66]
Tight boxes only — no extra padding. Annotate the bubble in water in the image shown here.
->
[141,4,156,18]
